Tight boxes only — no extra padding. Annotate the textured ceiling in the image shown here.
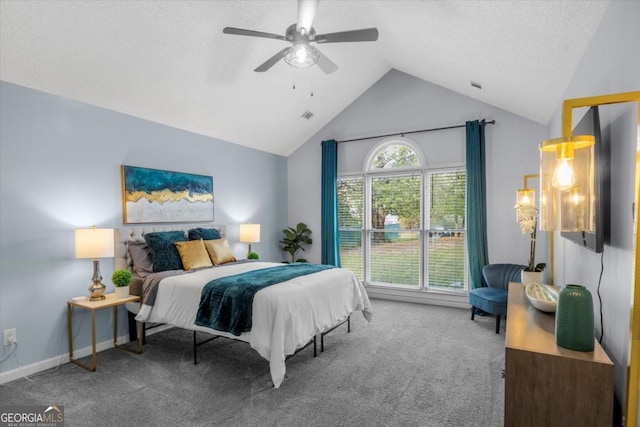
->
[0,1,609,156]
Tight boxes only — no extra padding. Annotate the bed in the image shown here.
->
[114,224,372,388]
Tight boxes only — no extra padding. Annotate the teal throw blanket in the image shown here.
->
[195,263,335,336]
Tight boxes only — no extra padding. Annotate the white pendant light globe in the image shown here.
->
[284,43,319,68]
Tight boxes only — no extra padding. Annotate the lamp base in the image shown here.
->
[88,258,106,300]
[88,281,106,301]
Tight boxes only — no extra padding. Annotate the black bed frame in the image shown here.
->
[128,312,351,364]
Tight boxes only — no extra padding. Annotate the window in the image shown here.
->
[337,140,467,292]
[338,176,364,280]
[369,173,421,287]
[370,143,420,169]
[426,170,467,289]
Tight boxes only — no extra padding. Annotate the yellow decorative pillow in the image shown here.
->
[175,239,213,270]
[204,238,236,265]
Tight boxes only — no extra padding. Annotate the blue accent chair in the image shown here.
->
[469,264,527,333]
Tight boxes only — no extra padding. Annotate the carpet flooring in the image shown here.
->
[0,299,505,426]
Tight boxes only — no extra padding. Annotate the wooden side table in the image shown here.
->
[67,293,142,371]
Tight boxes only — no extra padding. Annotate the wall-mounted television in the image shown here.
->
[560,106,609,253]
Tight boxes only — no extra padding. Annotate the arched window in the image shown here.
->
[337,138,467,293]
[365,139,423,171]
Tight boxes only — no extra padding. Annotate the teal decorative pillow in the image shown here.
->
[188,227,221,241]
[144,231,186,272]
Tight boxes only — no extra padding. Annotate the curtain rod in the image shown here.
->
[336,120,496,144]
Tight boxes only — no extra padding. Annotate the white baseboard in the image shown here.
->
[0,324,172,385]
[366,286,471,309]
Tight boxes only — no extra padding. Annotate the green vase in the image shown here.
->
[555,284,594,352]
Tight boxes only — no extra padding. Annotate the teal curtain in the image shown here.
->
[466,120,489,289]
[321,139,340,266]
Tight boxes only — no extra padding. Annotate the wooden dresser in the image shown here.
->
[504,282,614,426]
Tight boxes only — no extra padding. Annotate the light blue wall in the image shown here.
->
[0,81,287,375]
[546,0,640,415]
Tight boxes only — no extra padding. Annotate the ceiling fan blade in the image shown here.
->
[297,0,319,34]
[223,27,286,41]
[316,49,338,75]
[314,28,379,43]
[254,47,290,72]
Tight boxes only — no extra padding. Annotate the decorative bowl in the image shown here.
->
[525,283,559,313]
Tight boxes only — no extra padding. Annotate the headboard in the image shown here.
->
[114,224,227,271]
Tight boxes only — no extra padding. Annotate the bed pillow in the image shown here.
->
[128,241,154,277]
[175,239,213,271]
[188,227,221,241]
[143,231,186,272]
[204,238,236,265]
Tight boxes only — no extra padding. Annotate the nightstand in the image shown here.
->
[67,293,142,371]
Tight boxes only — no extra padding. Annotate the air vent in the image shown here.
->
[301,111,314,120]
[471,81,482,89]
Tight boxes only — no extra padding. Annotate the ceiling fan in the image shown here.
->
[223,0,378,74]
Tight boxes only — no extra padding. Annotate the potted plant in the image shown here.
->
[247,252,259,260]
[515,202,546,284]
[280,222,312,263]
[111,269,132,298]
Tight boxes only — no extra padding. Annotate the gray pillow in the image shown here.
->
[144,231,186,272]
[128,241,153,277]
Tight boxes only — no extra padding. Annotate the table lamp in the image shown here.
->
[239,223,260,258]
[75,226,114,301]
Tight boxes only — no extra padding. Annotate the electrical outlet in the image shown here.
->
[3,328,16,346]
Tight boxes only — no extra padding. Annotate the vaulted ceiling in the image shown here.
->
[0,1,609,156]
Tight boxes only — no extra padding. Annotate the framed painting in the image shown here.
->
[121,165,214,224]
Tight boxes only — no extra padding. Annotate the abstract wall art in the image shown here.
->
[121,165,214,224]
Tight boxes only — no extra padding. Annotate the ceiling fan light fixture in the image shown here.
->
[223,0,378,74]
[284,43,319,68]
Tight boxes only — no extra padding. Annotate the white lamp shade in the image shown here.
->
[75,228,115,259]
[239,223,261,243]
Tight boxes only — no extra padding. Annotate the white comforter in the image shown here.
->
[135,262,372,387]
